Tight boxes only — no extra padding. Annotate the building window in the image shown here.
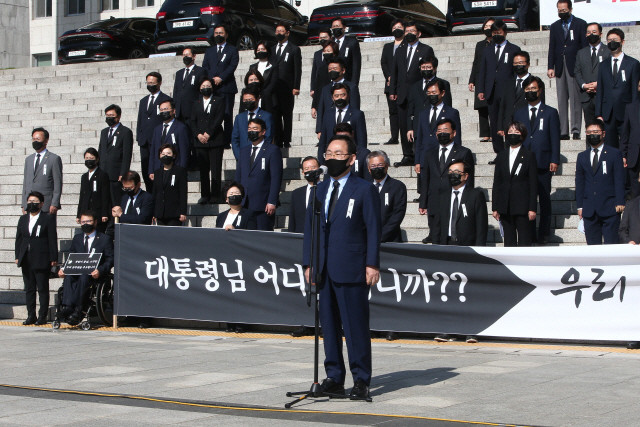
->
[34,0,52,18]
[136,0,154,7]
[68,0,85,15]
[102,0,119,10]
[33,53,52,67]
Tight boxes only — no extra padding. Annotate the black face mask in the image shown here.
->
[123,188,136,197]
[247,81,262,91]
[26,202,40,213]
[608,41,621,52]
[228,195,243,206]
[183,56,193,66]
[558,12,571,21]
[276,33,287,42]
[159,111,172,121]
[586,134,602,146]
[214,35,225,44]
[32,141,44,151]
[243,101,256,111]
[492,34,505,45]
[437,133,451,145]
[105,117,117,127]
[427,94,440,106]
[404,33,417,44]
[483,28,493,38]
[587,34,601,45]
[256,51,268,60]
[81,224,95,234]
[524,91,539,102]
[421,69,434,80]
[248,131,262,142]
[328,70,341,81]
[85,159,97,169]
[392,28,404,39]
[323,53,334,62]
[334,98,348,109]
[513,65,527,76]
[332,27,343,38]
[147,84,158,93]
[160,155,174,165]
[325,158,351,177]
[506,134,522,146]
[200,87,213,97]
[370,167,386,181]
[448,172,463,187]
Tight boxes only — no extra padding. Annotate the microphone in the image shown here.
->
[304,165,328,181]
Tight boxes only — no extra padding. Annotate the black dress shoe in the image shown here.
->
[225,323,236,332]
[412,198,420,203]
[197,197,210,205]
[138,321,149,329]
[422,234,432,244]
[627,342,640,350]
[572,133,580,140]
[320,378,345,395]
[208,197,218,204]
[488,159,496,165]
[560,134,570,140]
[349,379,370,399]
[386,331,398,341]
[537,235,548,245]
[384,138,399,145]
[35,317,48,326]
[284,142,292,148]
[235,325,245,333]
[393,157,414,167]
[23,316,36,326]
[291,326,311,337]
[67,309,82,326]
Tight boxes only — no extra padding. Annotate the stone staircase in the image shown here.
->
[1,27,639,320]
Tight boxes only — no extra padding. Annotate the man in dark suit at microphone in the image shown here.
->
[303,134,381,399]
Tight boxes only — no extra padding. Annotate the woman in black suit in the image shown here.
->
[311,41,339,116]
[247,41,279,114]
[468,17,495,143]
[151,143,188,226]
[215,181,257,231]
[491,121,538,247]
[77,147,111,234]
[191,77,225,204]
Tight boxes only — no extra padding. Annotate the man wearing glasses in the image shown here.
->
[303,135,381,400]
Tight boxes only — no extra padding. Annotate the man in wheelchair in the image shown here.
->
[57,210,114,325]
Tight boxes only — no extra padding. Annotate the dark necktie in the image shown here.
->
[430,106,437,130]
[34,153,41,176]
[376,182,382,193]
[250,146,258,167]
[563,21,569,39]
[530,107,537,130]
[337,109,343,123]
[108,127,114,139]
[183,68,190,87]
[591,47,597,67]
[495,45,501,64]
[451,191,460,241]
[277,44,283,59]
[84,235,89,253]
[592,148,599,174]
[406,46,413,71]
[516,78,523,93]
[327,181,340,220]
[249,112,255,121]
[161,124,169,143]
[613,58,619,82]
[439,147,447,172]
[218,46,222,57]
[148,95,155,112]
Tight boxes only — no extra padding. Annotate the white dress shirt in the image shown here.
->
[509,145,521,173]
[203,96,212,112]
[515,73,529,90]
[590,143,604,164]
[335,104,349,122]
[406,40,419,68]
[612,52,625,73]
[529,101,542,120]
[147,90,161,109]
[431,102,444,124]
[34,149,47,170]
[334,36,344,50]
[223,211,239,228]
[124,188,142,214]
[257,60,268,75]
[440,140,454,163]
[162,118,175,135]
[82,230,97,252]
[449,184,466,237]
[374,175,388,192]
[88,168,96,180]
[324,173,350,219]
[495,40,507,54]
[184,64,195,81]
[28,211,40,235]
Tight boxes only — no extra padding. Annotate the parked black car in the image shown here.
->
[58,17,156,64]
[447,0,521,35]
[154,0,308,53]
[307,0,447,43]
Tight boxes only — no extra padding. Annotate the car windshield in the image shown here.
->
[81,19,130,30]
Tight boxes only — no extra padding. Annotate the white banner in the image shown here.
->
[541,0,640,26]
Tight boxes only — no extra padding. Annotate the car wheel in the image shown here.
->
[236,31,255,51]
[128,47,147,59]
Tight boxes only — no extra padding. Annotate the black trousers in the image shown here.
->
[109,181,124,209]
[478,106,490,138]
[196,146,224,199]
[139,143,153,193]
[581,98,596,131]
[487,91,504,153]
[274,94,295,146]
[386,94,399,143]
[500,213,533,247]
[156,217,182,226]
[532,168,552,240]
[397,99,413,158]
[584,212,621,245]
[255,211,275,231]
[22,259,50,319]
[628,159,640,199]
[176,114,197,168]
[222,93,235,148]
[603,116,624,149]
[61,274,92,311]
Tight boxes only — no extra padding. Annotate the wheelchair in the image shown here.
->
[52,273,114,331]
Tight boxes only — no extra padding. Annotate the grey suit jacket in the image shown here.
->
[574,44,611,104]
[22,150,63,210]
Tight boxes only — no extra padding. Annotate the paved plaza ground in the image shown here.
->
[0,323,639,426]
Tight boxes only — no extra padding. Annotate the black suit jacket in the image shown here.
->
[202,44,239,94]
[470,39,491,110]
[374,176,407,243]
[216,208,257,230]
[491,146,538,215]
[137,91,172,146]
[497,76,546,132]
[247,61,279,113]
[98,124,133,181]
[315,79,361,133]
[310,49,324,92]
[173,65,207,120]
[151,165,188,219]
[419,145,475,212]
[595,54,640,122]
[621,100,640,168]
[433,187,488,246]
[335,36,362,85]
[619,196,640,243]
[15,212,58,269]
[119,190,154,225]
[407,77,452,134]
[390,42,435,104]
[574,43,610,104]
[287,184,308,234]
[381,41,400,95]
[190,95,225,148]
[272,42,302,102]
[68,231,114,278]
[477,41,521,102]
[548,16,588,78]
[77,167,111,220]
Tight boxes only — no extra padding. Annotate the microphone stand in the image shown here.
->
[284,176,372,408]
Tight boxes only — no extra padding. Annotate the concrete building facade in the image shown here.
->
[1,0,30,69]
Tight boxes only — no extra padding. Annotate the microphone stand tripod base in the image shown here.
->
[285,383,371,408]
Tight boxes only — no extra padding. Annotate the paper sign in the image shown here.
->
[62,252,102,275]
[539,119,544,131]
[93,181,97,192]
[112,136,117,146]
[262,158,265,170]
[285,52,289,62]
[602,160,607,174]
[171,134,176,144]
[462,204,468,217]
[171,175,175,186]
[515,163,522,176]
[347,199,354,218]
[385,193,389,206]
[36,225,41,237]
